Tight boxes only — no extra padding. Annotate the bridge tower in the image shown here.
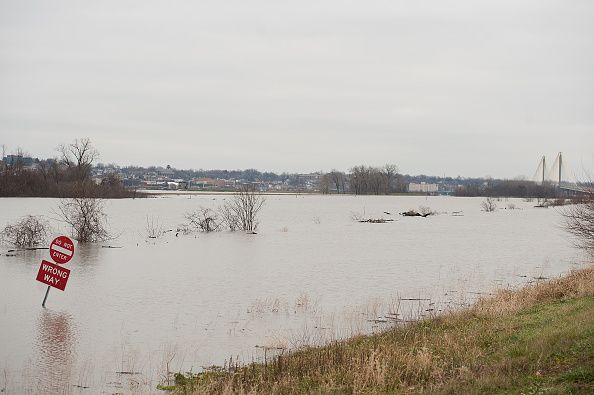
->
[534,152,564,186]
[558,152,563,186]
[535,155,546,185]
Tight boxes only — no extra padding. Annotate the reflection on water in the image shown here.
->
[73,243,101,271]
[33,310,77,394]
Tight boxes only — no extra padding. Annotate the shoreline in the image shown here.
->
[163,265,594,394]
[138,189,433,197]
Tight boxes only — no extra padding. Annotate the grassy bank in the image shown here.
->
[166,267,594,394]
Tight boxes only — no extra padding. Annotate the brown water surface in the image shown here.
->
[0,195,584,393]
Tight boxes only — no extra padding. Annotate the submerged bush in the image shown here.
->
[145,215,166,239]
[183,187,266,233]
[1,215,50,247]
[185,207,221,232]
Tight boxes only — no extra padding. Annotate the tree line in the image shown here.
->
[454,179,559,198]
[319,164,407,195]
[3,140,569,199]
[0,138,132,198]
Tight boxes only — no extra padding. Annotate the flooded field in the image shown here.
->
[0,194,586,393]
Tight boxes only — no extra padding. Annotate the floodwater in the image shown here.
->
[0,194,586,393]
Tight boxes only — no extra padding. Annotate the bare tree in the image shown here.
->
[223,185,265,232]
[56,198,110,242]
[185,207,221,232]
[219,204,240,231]
[318,174,331,194]
[328,170,346,194]
[349,165,369,195]
[1,215,50,247]
[58,138,98,182]
[383,164,399,193]
[369,170,388,194]
[481,197,497,212]
[563,190,594,254]
[47,158,64,184]
[349,165,394,195]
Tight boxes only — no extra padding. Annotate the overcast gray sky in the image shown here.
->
[1,0,593,178]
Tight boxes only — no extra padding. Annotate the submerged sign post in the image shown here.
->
[36,236,75,307]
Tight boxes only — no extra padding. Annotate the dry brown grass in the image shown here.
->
[178,267,594,394]
[474,266,594,316]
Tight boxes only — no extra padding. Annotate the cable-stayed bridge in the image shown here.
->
[532,153,589,194]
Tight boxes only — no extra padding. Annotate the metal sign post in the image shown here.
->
[42,286,50,307]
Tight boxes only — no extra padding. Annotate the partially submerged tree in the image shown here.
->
[563,190,594,254]
[223,185,265,232]
[1,215,50,247]
[481,197,497,212]
[56,198,110,242]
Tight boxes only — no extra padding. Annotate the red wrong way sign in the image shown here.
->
[50,236,74,265]
[36,260,71,291]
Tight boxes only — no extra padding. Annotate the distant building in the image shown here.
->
[408,182,438,194]
[166,180,188,190]
[2,155,38,169]
[191,177,228,189]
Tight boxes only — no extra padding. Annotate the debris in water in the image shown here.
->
[358,218,394,223]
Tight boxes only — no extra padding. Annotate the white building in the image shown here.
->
[408,182,438,193]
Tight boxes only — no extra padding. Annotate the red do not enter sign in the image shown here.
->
[49,236,75,265]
